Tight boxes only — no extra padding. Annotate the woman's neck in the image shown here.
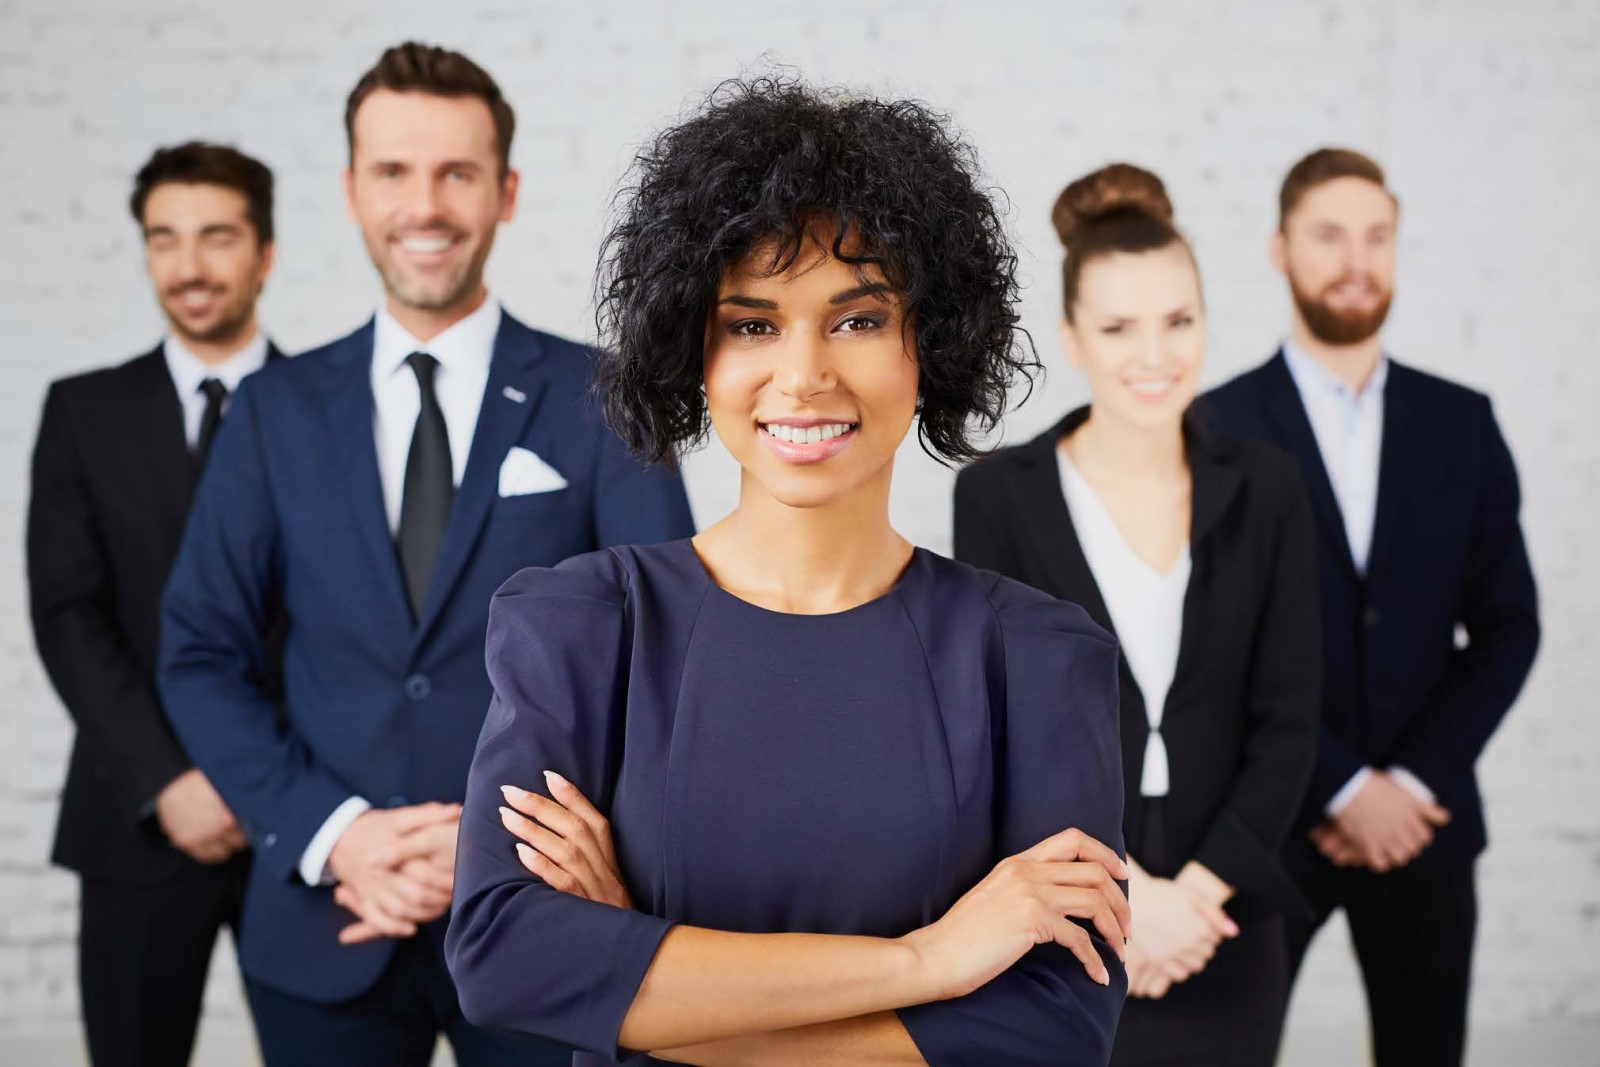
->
[1062,406,1187,484]
[694,465,912,615]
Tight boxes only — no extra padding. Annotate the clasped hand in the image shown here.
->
[329,802,462,945]
[1311,771,1450,873]
[1124,873,1236,1000]
[499,772,1132,994]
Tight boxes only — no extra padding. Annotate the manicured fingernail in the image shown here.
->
[1097,967,1110,986]
[498,805,516,824]
[500,784,525,802]
[544,770,568,790]
[515,842,538,864]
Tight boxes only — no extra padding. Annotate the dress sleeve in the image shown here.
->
[898,583,1127,1067]
[445,555,674,1058]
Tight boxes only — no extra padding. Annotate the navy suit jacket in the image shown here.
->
[1202,351,1539,868]
[159,313,695,1002]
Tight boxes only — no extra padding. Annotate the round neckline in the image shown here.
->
[673,537,924,620]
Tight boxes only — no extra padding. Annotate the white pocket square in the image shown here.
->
[498,446,568,497]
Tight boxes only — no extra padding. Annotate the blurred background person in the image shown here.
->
[26,141,282,1067]
[1203,147,1541,1067]
[157,43,693,1067]
[953,163,1320,1065]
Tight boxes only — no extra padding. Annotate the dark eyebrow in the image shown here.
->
[200,222,245,237]
[717,295,778,310]
[829,282,892,305]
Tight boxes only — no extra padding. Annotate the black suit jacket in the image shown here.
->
[27,343,283,882]
[1202,351,1540,866]
[954,409,1320,913]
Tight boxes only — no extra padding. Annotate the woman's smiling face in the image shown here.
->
[703,233,920,511]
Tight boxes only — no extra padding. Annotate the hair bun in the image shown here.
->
[1051,163,1173,247]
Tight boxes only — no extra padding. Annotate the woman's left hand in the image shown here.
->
[498,772,634,909]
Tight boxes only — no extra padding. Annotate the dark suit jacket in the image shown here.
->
[28,343,283,883]
[954,408,1320,913]
[158,312,696,1003]
[1202,351,1540,867]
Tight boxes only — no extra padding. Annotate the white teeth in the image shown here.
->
[762,422,854,444]
[400,236,454,253]
[1127,380,1174,396]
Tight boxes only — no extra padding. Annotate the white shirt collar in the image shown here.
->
[1282,337,1388,404]
[372,294,502,382]
[162,331,270,400]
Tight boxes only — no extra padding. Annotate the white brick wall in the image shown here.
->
[2,0,1596,1059]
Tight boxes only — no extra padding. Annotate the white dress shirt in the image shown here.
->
[297,295,502,887]
[1058,451,1190,797]
[162,332,270,448]
[1281,340,1435,815]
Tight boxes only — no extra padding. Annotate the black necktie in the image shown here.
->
[195,378,229,467]
[397,352,453,617]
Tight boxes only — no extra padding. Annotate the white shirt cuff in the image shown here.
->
[1325,767,1374,817]
[1387,766,1436,805]
[298,796,372,886]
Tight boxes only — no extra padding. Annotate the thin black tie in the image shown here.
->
[195,378,229,468]
[397,352,453,618]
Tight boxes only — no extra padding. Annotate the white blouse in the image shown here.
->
[1057,450,1191,797]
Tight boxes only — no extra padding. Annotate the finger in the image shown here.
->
[500,807,601,891]
[500,788,600,859]
[1147,974,1173,999]
[1047,911,1110,986]
[390,802,463,834]
[1039,862,1132,939]
[542,772,618,864]
[1422,801,1452,826]
[399,858,454,895]
[515,843,590,899]
[1026,828,1130,880]
[338,921,384,945]
[1043,886,1125,959]
[375,824,454,867]
[1193,899,1239,940]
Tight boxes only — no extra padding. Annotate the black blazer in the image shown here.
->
[954,408,1320,913]
[1202,352,1540,866]
[27,343,282,882]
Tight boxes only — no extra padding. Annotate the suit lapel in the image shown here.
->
[127,348,196,532]
[319,320,414,623]
[1257,350,1359,581]
[411,315,547,645]
[1172,437,1241,695]
[1365,361,1417,591]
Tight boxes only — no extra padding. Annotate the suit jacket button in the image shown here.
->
[404,674,432,701]
[1364,607,1381,627]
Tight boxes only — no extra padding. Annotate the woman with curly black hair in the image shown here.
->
[445,76,1130,1067]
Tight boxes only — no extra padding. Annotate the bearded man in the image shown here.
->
[1203,147,1540,1067]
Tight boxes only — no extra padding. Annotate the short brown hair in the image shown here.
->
[1279,147,1396,229]
[345,42,515,177]
[130,142,275,243]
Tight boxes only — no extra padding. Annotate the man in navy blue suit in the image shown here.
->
[1204,148,1539,1067]
[159,43,694,1066]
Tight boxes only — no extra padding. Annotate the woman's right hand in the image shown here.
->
[900,827,1131,999]
[1124,874,1236,993]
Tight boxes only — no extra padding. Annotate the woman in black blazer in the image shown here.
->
[954,164,1320,1067]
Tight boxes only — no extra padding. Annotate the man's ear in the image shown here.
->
[343,168,357,222]
[1269,229,1288,277]
[498,168,520,223]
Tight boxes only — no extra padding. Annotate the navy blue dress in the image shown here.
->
[446,540,1127,1066]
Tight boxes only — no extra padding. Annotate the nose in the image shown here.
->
[773,333,836,402]
[175,239,207,286]
[408,175,444,225]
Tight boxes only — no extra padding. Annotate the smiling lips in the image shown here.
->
[394,233,462,263]
[758,419,860,464]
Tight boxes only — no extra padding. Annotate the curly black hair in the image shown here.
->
[594,73,1037,466]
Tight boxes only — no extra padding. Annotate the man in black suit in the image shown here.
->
[27,142,283,1067]
[1204,147,1540,1067]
